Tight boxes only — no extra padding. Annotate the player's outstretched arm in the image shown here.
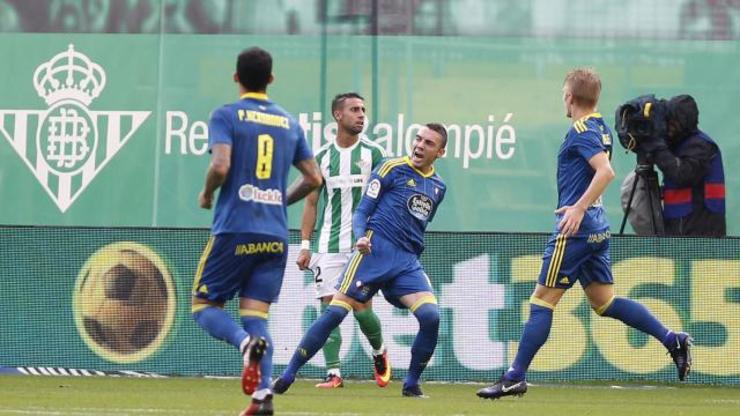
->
[287,158,322,205]
[199,143,231,209]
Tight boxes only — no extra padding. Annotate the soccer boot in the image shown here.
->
[669,332,693,381]
[372,350,391,387]
[271,376,293,395]
[239,394,274,416]
[241,336,268,395]
[476,375,527,400]
[402,384,429,399]
[315,374,344,388]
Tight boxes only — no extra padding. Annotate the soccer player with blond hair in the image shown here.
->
[477,68,693,400]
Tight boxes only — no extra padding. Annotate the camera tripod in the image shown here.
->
[619,157,666,236]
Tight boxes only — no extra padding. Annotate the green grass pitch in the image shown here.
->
[1,376,738,415]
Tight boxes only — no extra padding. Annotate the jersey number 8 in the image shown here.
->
[256,134,274,179]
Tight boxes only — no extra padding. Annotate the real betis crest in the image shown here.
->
[0,44,150,212]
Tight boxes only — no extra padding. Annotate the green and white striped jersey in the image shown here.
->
[315,138,388,253]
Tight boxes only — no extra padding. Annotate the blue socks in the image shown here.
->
[505,296,677,382]
[241,316,274,390]
[404,303,440,389]
[506,303,553,381]
[193,306,277,390]
[601,297,671,345]
[192,306,248,349]
[282,304,350,381]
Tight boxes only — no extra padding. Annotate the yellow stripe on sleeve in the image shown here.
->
[378,158,405,177]
[576,121,587,133]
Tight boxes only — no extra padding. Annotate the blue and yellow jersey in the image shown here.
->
[556,112,613,234]
[208,93,313,237]
[354,156,446,255]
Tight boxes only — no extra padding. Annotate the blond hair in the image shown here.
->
[564,68,601,108]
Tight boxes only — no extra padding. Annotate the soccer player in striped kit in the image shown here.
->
[295,92,390,389]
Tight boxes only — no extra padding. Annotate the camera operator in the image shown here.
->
[643,95,726,237]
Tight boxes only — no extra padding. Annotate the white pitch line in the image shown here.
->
[0,407,367,416]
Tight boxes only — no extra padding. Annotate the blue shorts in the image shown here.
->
[193,233,288,303]
[537,230,613,289]
[335,232,432,309]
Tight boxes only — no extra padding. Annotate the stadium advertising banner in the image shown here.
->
[0,35,739,234]
[1,226,737,384]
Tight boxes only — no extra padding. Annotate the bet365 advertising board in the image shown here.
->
[0,226,737,384]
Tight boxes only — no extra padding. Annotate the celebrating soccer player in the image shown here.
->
[295,92,390,389]
[191,47,322,416]
[274,123,448,398]
[477,68,693,400]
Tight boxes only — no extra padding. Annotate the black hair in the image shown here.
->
[331,92,364,115]
[426,123,448,148]
[236,47,272,92]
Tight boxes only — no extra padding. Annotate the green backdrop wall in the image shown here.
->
[0,34,738,234]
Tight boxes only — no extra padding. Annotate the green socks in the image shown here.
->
[354,308,384,351]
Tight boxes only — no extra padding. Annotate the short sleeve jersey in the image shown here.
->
[314,138,387,253]
[208,93,313,238]
[556,112,613,234]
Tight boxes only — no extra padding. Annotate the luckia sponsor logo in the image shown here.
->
[238,184,283,205]
[0,44,150,212]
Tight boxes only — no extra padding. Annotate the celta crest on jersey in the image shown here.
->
[407,194,433,220]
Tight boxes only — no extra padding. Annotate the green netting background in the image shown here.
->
[1,225,737,384]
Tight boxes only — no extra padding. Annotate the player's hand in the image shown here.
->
[356,236,372,254]
[555,205,585,237]
[296,249,312,270]
[199,190,213,209]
